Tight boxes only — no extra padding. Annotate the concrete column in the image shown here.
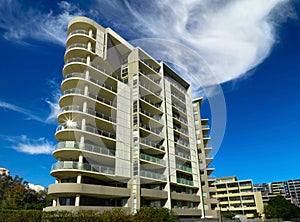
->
[75,195,80,206]
[79,154,83,163]
[85,70,89,80]
[84,85,89,96]
[87,55,90,65]
[77,174,82,183]
[87,42,91,51]
[52,199,57,207]
[89,29,93,38]
[81,118,86,131]
[82,101,87,113]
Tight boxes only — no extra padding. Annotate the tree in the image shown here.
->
[1,185,26,209]
[222,210,235,219]
[264,196,300,220]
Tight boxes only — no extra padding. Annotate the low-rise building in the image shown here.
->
[215,176,263,218]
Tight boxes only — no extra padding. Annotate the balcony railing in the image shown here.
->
[63,88,116,108]
[172,102,186,114]
[171,91,185,103]
[176,164,192,173]
[69,29,96,39]
[64,72,117,93]
[140,59,160,73]
[140,138,165,151]
[140,170,166,181]
[173,125,188,134]
[51,161,115,175]
[173,114,188,124]
[165,76,186,93]
[61,105,116,123]
[65,57,87,65]
[174,137,189,148]
[139,109,163,124]
[140,83,162,98]
[66,43,95,53]
[175,151,191,160]
[139,70,161,85]
[140,96,163,111]
[55,141,115,156]
[140,123,163,136]
[177,178,193,186]
[56,124,116,140]
[140,153,165,165]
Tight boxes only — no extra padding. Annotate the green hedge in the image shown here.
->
[0,207,179,222]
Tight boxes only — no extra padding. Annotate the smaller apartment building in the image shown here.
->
[215,176,263,218]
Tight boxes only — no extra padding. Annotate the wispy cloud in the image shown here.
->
[0,101,44,122]
[0,0,84,45]
[94,0,295,87]
[45,80,61,123]
[0,134,54,155]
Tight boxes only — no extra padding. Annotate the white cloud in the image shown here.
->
[45,80,62,123]
[12,135,54,155]
[0,101,44,122]
[95,0,295,87]
[0,134,54,155]
[0,0,84,45]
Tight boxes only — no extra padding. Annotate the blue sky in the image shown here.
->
[0,0,299,187]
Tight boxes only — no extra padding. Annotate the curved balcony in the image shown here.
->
[69,29,96,39]
[54,141,115,157]
[63,72,117,94]
[66,43,95,52]
[51,161,115,175]
[60,105,116,124]
[56,124,116,140]
[62,88,116,109]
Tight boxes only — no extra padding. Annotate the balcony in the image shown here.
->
[175,151,191,160]
[65,57,87,65]
[177,178,193,186]
[140,170,167,181]
[66,43,95,53]
[140,96,163,112]
[54,141,115,157]
[56,124,116,140]
[140,123,163,137]
[173,114,188,125]
[140,153,165,166]
[165,76,186,93]
[139,109,164,125]
[176,164,192,173]
[172,102,186,114]
[139,70,161,86]
[141,188,168,199]
[140,59,160,74]
[69,29,96,39]
[173,125,188,135]
[139,82,162,99]
[174,137,190,149]
[62,88,116,108]
[171,91,185,103]
[51,161,115,175]
[140,138,165,151]
[61,105,116,123]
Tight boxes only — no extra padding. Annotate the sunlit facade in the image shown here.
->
[45,16,216,219]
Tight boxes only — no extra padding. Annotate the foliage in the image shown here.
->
[0,208,179,222]
[0,174,48,210]
[222,210,235,219]
[134,207,178,222]
[264,195,300,220]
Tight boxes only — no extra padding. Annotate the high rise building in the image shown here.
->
[215,176,264,218]
[285,179,300,207]
[45,16,217,219]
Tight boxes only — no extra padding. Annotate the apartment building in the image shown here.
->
[254,180,300,207]
[285,179,300,207]
[193,98,218,218]
[215,176,263,218]
[45,16,217,219]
